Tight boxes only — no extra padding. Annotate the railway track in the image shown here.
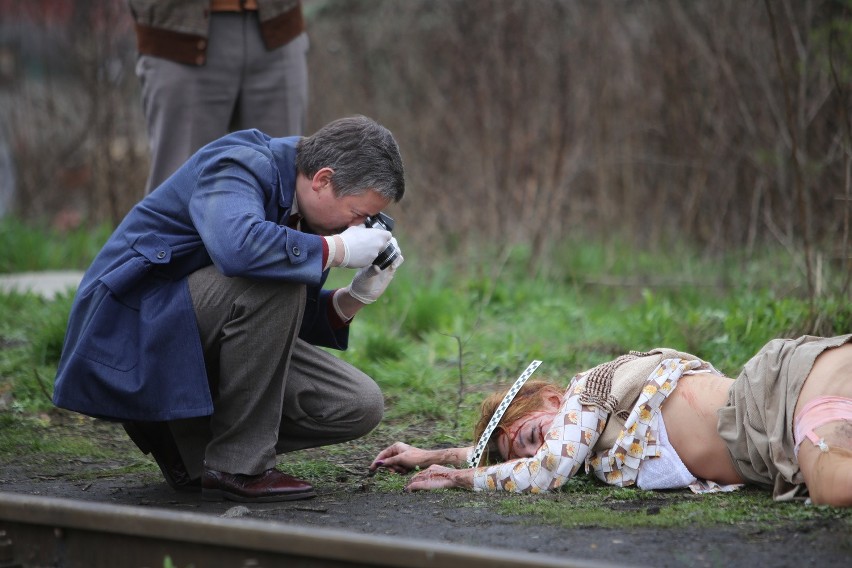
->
[0,492,619,568]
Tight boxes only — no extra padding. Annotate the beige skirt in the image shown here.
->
[717,334,852,500]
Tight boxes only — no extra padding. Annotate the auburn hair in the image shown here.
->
[472,379,564,465]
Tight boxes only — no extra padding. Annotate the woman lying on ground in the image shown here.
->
[370,335,852,507]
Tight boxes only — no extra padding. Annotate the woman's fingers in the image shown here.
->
[370,442,415,473]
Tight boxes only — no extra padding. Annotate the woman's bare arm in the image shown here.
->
[406,465,475,490]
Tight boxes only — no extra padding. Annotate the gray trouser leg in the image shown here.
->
[175,265,305,477]
[275,341,384,454]
[173,265,382,478]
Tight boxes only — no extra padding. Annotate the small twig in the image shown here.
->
[764,0,815,302]
[33,368,53,403]
[443,244,516,432]
[292,506,329,513]
[337,466,372,478]
[842,160,852,298]
[827,23,852,298]
[451,334,464,430]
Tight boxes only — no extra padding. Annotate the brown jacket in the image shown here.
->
[128,0,304,65]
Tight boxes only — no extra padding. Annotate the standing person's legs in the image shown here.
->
[172,265,306,479]
[237,16,308,136]
[275,340,384,454]
[136,14,245,192]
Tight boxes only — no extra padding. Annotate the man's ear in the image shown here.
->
[311,167,334,192]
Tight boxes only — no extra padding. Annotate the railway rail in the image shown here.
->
[0,492,620,568]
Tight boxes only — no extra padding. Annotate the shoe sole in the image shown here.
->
[202,488,317,503]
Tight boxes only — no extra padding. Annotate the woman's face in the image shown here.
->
[496,393,563,461]
[496,411,555,460]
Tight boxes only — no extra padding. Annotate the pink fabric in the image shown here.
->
[794,396,852,456]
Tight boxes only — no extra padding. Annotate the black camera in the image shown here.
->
[364,212,400,270]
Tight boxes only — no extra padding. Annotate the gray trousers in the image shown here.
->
[136,12,309,193]
[170,265,384,478]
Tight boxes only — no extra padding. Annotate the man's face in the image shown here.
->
[299,168,391,235]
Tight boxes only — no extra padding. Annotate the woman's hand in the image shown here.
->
[405,465,474,491]
[370,443,474,474]
[370,442,434,474]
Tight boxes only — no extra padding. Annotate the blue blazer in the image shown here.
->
[53,130,349,421]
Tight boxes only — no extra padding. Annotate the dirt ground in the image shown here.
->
[1,417,850,568]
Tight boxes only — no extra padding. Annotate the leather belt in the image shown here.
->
[211,0,259,12]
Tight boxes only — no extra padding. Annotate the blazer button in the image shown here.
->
[156,250,166,259]
[292,246,301,256]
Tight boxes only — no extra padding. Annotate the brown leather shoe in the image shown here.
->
[123,421,201,493]
[202,467,316,502]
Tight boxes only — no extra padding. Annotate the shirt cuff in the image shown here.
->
[472,468,490,492]
[328,289,353,329]
[321,237,330,269]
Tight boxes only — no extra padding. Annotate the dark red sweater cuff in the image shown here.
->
[327,289,352,329]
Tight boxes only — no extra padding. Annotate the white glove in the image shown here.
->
[347,239,403,304]
[337,225,393,268]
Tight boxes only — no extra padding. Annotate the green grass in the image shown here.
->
[0,412,153,480]
[494,476,851,528]
[1,219,850,528]
[0,217,113,273]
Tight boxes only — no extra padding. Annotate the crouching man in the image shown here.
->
[54,116,406,502]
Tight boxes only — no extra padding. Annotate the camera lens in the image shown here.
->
[373,242,398,270]
[366,213,398,269]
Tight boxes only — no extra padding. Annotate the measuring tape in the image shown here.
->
[467,360,542,468]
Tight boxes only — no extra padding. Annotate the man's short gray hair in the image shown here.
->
[296,115,405,202]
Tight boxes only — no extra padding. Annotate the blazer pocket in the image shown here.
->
[100,256,149,302]
[74,286,140,372]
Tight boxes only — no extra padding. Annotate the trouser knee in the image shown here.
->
[349,379,384,438]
